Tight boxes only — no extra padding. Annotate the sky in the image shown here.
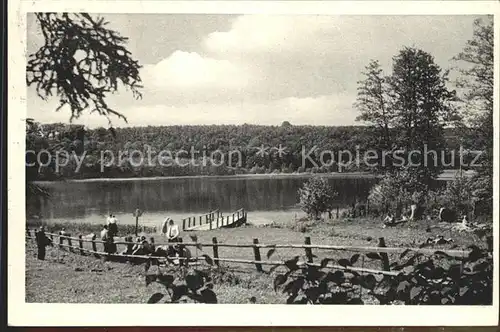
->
[26,14,486,128]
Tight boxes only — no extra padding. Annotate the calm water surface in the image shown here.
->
[28,175,379,227]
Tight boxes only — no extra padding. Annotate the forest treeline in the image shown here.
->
[26,122,483,181]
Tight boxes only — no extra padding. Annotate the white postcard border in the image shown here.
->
[8,0,500,326]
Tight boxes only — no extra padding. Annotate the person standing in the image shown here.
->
[166,219,179,243]
[35,226,52,260]
[161,217,171,236]
[108,215,118,237]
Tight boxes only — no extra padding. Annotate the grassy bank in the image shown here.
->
[25,215,490,304]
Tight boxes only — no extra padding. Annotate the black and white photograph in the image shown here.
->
[7,0,500,327]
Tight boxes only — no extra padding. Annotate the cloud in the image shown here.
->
[204,15,335,55]
[106,94,357,127]
[204,15,479,64]
[27,14,486,126]
[28,87,356,128]
[142,50,252,91]
[200,15,483,104]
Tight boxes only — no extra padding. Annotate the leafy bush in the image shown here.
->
[374,246,492,305]
[145,257,218,304]
[272,254,377,304]
[298,177,338,220]
[368,169,427,217]
[439,174,492,217]
[271,245,492,305]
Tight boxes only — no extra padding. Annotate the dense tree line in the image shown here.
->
[26,122,478,181]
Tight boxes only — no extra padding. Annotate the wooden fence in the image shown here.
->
[181,209,220,230]
[182,208,247,231]
[26,228,471,277]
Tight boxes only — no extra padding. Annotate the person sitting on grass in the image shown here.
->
[383,213,395,227]
[100,225,109,240]
[146,237,155,254]
[132,236,151,256]
[120,236,135,255]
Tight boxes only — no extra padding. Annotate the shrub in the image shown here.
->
[298,177,338,220]
[368,170,427,217]
[373,245,493,305]
[270,243,492,305]
[145,257,218,304]
[439,174,492,217]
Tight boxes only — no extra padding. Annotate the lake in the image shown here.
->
[27,174,379,227]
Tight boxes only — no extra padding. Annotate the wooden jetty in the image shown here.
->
[182,208,247,231]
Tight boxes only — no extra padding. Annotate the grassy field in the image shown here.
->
[25,216,488,304]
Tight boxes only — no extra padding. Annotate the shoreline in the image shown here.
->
[32,171,378,184]
[31,169,469,184]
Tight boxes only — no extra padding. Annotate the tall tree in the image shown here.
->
[453,18,494,177]
[354,60,394,173]
[388,47,458,184]
[354,60,393,149]
[26,13,143,123]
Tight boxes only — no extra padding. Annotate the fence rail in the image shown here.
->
[29,229,470,258]
[182,208,247,231]
[181,209,221,231]
[27,227,471,277]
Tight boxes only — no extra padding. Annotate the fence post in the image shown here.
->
[67,235,73,252]
[212,237,220,267]
[304,237,314,263]
[252,238,263,272]
[232,213,235,223]
[216,215,219,228]
[78,235,84,255]
[91,234,97,253]
[58,232,63,249]
[378,237,390,271]
[336,206,339,219]
[178,237,188,267]
[199,216,202,226]
[183,219,186,231]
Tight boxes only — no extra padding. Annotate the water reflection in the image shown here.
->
[28,176,379,220]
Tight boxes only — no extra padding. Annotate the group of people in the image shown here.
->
[382,205,469,228]
[98,214,187,264]
[34,213,187,264]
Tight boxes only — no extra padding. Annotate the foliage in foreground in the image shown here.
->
[143,236,492,305]
[270,244,492,305]
[144,255,218,304]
